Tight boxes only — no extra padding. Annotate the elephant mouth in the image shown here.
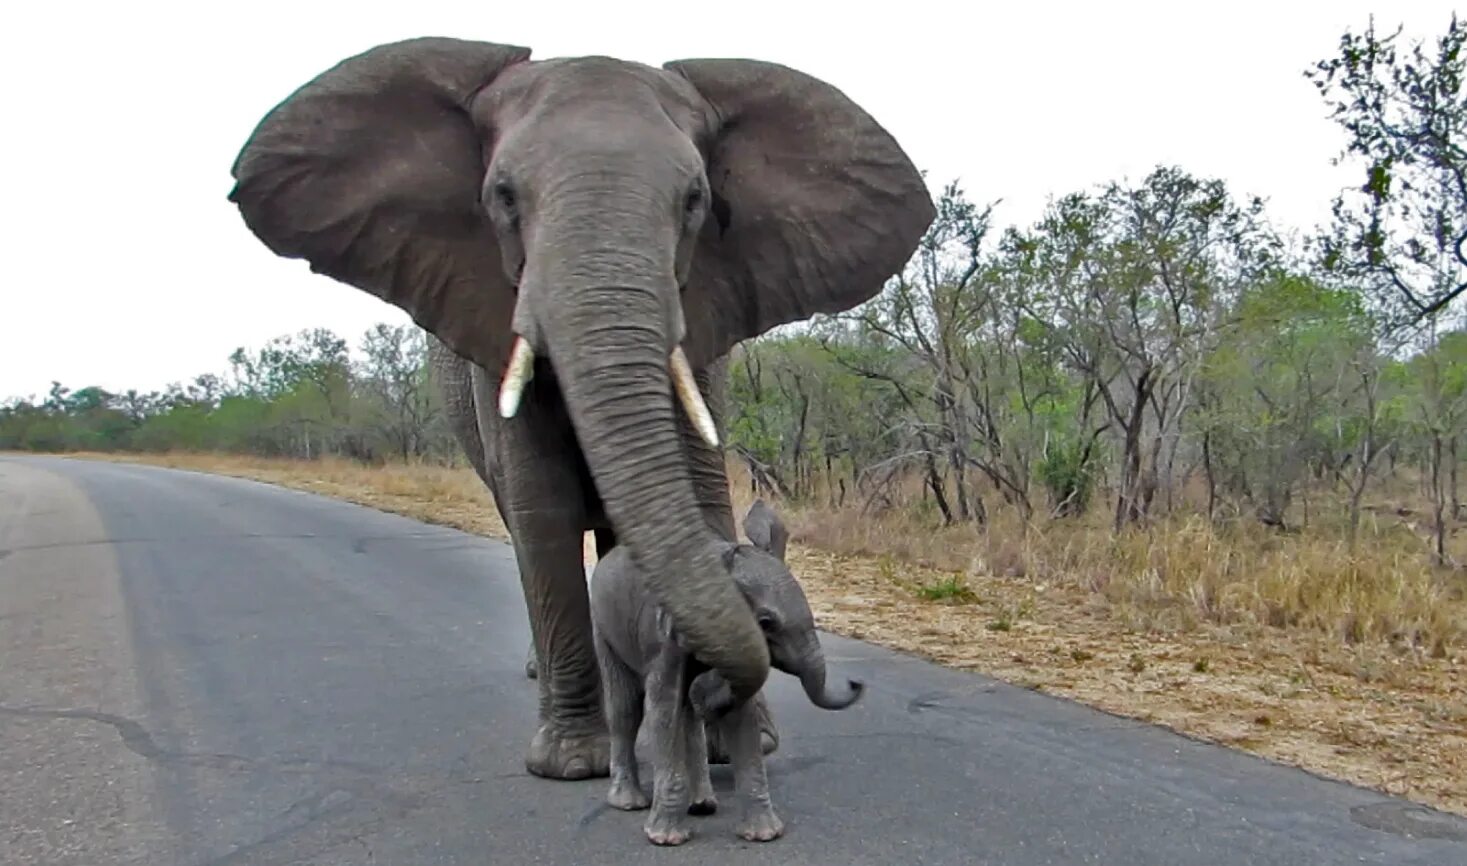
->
[495,333,720,449]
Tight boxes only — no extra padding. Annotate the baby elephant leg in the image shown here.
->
[706,690,778,763]
[642,651,693,845]
[596,637,648,811]
[725,700,784,842]
[682,696,717,816]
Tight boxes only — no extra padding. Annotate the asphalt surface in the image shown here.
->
[3,454,1466,866]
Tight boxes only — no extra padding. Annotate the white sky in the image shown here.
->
[1,1,1459,400]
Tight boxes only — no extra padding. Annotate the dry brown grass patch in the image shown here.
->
[791,503,1465,656]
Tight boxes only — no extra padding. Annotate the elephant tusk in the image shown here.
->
[670,345,720,449]
[498,336,535,419]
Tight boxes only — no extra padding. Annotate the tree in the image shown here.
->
[1308,14,1467,330]
[1199,272,1371,527]
[825,181,1003,524]
[227,328,353,457]
[1402,327,1467,563]
[1017,167,1277,531]
[356,323,437,460]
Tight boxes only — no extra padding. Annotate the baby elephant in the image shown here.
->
[589,500,863,845]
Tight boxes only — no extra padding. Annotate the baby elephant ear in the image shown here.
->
[742,498,789,562]
[663,58,935,369]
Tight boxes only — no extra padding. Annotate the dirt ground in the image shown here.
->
[62,452,1467,817]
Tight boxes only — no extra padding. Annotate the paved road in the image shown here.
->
[2,455,1465,865]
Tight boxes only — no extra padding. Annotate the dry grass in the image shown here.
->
[797,505,1466,654]
[64,450,1467,817]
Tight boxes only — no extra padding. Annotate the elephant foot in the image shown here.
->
[737,808,785,842]
[607,778,650,811]
[526,724,610,780]
[644,814,692,846]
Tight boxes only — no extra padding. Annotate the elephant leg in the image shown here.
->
[706,691,778,763]
[597,632,649,811]
[725,701,784,842]
[492,419,607,779]
[682,690,718,815]
[512,513,609,780]
[429,344,558,690]
[642,648,693,846]
[427,336,493,485]
[526,527,614,680]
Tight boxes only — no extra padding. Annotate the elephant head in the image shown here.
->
[227,38,931,710]
[693,500,863,716]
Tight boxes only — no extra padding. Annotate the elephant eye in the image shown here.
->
[493,181,516,211]
[756,611,778,633]
[684,186,703,214]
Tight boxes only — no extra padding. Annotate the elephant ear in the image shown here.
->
[228,37,531,373]
[663,58,935,369]
[742,498,789,562]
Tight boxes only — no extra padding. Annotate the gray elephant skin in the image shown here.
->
[227,36,933,781]
[590,500,863,845]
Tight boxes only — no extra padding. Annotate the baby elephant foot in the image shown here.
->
[607,778,650,811]
[737,809,785,842]
[688,794,718,816]
[525,724,610,780]
[644,813,692,846]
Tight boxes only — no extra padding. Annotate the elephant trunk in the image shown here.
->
[522,214,770,710]
[791,636,864,711]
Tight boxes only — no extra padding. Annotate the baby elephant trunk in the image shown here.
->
[794,638,864,710]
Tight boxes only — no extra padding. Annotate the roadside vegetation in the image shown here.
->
[6,15,1466,816]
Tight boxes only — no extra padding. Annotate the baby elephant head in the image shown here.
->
[691,500,864,718]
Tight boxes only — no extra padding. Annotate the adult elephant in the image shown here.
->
[227,37,934,780]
